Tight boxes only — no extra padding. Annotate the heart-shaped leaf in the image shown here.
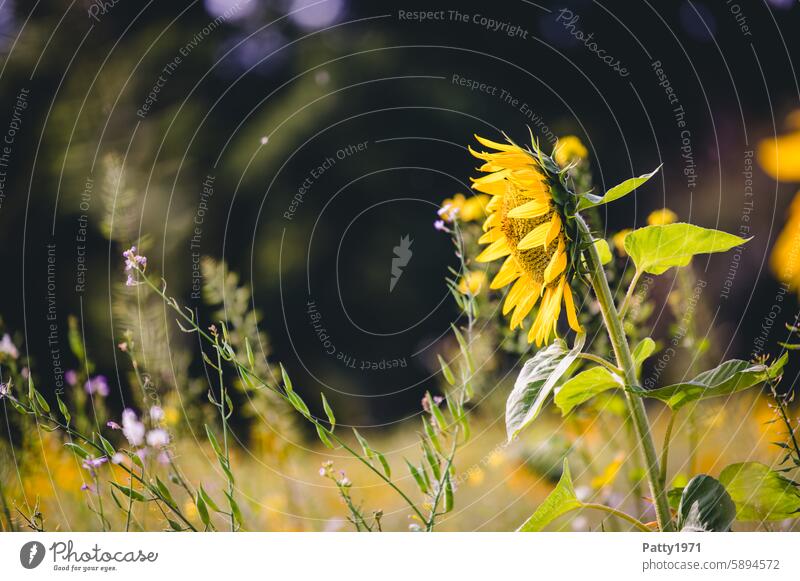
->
[577,166,661,211]
[624,223,749,275]
[554,366,622,416]
[720,462,800,521]
[677,474,736,531]
[518,459,582,531]
[506,334,585,441]
[633,354,786,410]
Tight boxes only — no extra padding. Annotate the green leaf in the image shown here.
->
[198,486,221,513]
[443,473,454,512]
[352,429,374,460]
[554,366,622,416]
[244,337,255,368]
[195,491,210,527]
[205,425,223,457]
[155,477,176,506]
[594,239,612,265]
[437,354,456,386]
[517,459,582,531]
[451,324,476,375]
[316,424,334,449]
[64,442,91,459]
[624,223,749,276]
[111,482,146,502]
[376,451,391,479]
[96,433,116,457]
[577,166,660,211]
[56,394,71,425]
[225,491,244,528]
[635,355,786,410]
[720,462,800,521]
[286,391,310,418]
[321,393,336,430]
[677,475,736,531]
[505,334,585,442]
[406,460,428,494]
[632,337,656,374]
[280,363,293,394]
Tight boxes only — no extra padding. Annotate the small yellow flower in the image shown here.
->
[758,111,800,182]
[612,229,631,256]
[439,193,490,222]
[770,191,800,290]
[457,270,487,295]
[647,208,678,225]
[470,134,582,345]
[554,135,588,167]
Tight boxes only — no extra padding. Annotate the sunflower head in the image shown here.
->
[469,134,583,345]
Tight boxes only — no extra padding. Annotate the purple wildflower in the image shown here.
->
[149,406,164,422]
[122,246,147,286]
[121,409,145,446]
[65,370,78,386]
[0,334,18,359]
[146,428,169,448]
[107,420,121,430]
[84,375,109,397]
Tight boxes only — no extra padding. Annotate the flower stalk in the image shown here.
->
[577,215,674,531]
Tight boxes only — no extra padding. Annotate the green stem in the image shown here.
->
[581,503,652,532]
[576,353,622,375]
[577,215,674,532]
[660,410,677,490]
[619,269,642,319]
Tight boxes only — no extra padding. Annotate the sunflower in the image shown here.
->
[470,134,582,345]
[770,191,800,291]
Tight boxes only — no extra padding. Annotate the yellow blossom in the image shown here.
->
[770,191,800,291]
[647,208,678,225]
[612,229,631,255]
[439,193,490,222]
[758,111,800,182]
[457,270,487,295]
[470,134,582,345]
[554,135,588,167]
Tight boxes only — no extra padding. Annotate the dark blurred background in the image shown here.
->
[1,0,799,425]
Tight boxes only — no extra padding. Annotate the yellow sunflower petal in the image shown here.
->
[503,277,529,315]
[543,242,567,283]
[510,288,538,329]
[475,134,517,152]
[545,213,562,249]
[476,237,511,262]
[491,256,521,289]
[563,282,582,332]
[507,200,550,220]
[516,222,550,250]
[478,227,504,244]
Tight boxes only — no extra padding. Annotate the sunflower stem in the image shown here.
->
[576,215,674,532]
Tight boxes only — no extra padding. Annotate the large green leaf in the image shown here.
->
[506,334,585,442]
[720,462,800,521]
[554,366,622,416]
[518,459,582,531]
[624,223,749,275]
[577,166,660,211]
[634,354,786,410]
[677,475,736,531]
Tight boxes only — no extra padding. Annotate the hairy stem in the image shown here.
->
[581,503,652,532]
[577,215,674,532]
